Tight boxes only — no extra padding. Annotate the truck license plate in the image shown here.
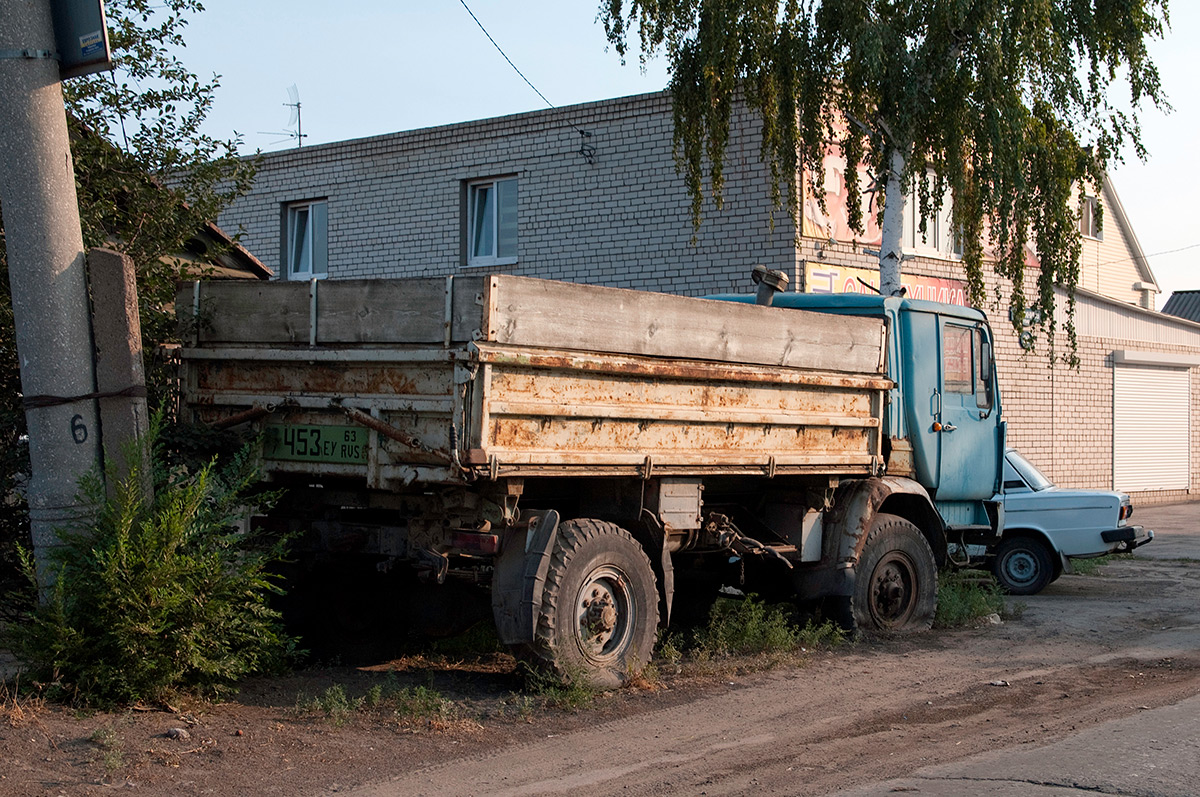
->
[263,424,368,464]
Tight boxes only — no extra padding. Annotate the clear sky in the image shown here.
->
[181,1,1197,306]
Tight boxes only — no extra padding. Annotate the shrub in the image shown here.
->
[690,595,845,659]
[5,427,292,706]
[935,569,1006,628]
[694,595,800,656]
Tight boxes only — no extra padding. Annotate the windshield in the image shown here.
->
[1005,450,1055,491]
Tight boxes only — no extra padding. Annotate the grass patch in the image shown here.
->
[297,679,467,731]
[935,570,1006,628]
[1069,553,1130,576]
[662,594,846,675]
[520,663,601,710]
[88,726,125,773]
[300,683,362,727]
[694,595,804,657]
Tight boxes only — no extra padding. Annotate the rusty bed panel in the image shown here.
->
[184,344,887,485]
[179,276,889,486]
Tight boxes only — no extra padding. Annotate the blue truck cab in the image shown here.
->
[718,290,1007,549]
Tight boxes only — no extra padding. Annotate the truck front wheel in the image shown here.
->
[529,519,659,688]
[852,514,938,632]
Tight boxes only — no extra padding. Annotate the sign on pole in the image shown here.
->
[50,0,110,79]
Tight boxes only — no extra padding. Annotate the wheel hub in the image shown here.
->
[574,565,634,664]
[869,553,917,628]
[583,590,618,635]
[1005,552,1036,583]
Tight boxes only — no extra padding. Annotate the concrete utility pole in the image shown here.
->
[0,0,104,580]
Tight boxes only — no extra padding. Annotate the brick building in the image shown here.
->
[215,91,1200,504]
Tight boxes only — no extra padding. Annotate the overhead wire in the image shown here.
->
[458,0,554,111]
[1088,241,1200,270]
[456,0,595,159]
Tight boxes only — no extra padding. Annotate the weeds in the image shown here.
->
[0,678,45,727]
[301,684,361,727]
[694,596,801,657]
[520,663,600,710]
[298,681,464,731]
[653,594,846,678]
[935,570,1006,628]
[1070,554,1128,576]
[88,726,124,773]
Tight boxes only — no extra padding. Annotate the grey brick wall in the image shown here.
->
[219,91,797,297]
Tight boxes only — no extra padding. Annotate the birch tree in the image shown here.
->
[601,0,1169,356]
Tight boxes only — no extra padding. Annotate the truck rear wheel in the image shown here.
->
[528,519,659,689]
[852,514,938,632]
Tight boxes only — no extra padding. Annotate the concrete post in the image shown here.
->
[88,248,151,498]
[0,0,103,581]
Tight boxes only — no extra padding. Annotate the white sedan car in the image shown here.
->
[989,449,1154,595]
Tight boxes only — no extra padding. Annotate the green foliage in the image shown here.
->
[0,0,256,592]
[934,569,1006,628]
[88,726,126,773]
[6,431,292,707]
[300,683,360,727]
[691,594,845,658]
[1069,554,1123,576]
[601,0,1170,361]
[694,595,803,656]
[299,681,458,728]
[520,662,601,708]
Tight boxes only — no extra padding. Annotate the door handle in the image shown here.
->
[933,422,957,432]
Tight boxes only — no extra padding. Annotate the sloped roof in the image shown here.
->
[1099,176,1157,290]
[1161,290,1200,324]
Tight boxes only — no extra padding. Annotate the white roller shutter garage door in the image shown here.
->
[1113,365,1189,491]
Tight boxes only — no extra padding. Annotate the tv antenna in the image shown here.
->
[257,84,308,148]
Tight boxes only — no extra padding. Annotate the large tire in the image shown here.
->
[852,514,938,632]
[529,519,659,689]
[992,535,1053,595]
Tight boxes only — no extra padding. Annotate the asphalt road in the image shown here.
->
[844,500,1200,797]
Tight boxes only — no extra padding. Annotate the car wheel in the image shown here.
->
[992,536,1053,595]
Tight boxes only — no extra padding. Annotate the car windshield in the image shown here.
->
[1006,450,1055,491]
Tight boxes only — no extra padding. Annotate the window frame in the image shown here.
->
[284,199,328,281]
[1080,195,1104,241]
[901,172,962,261]
[942,322,994,410]
[466,176,518,268]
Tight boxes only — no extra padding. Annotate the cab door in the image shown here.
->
[935,320,1001,500]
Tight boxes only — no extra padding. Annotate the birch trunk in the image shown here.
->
[878,148,907,297]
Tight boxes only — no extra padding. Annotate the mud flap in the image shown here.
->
[639,509,675,627]
[491,510,560,645]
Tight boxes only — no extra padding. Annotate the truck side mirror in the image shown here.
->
[977,332,994,412]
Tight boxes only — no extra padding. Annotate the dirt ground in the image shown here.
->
[3,551,1200,797]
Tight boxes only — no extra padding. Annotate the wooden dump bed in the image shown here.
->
[178,275,890,487]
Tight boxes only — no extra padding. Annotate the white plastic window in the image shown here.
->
[1081,196,1103,240]
[286,200,328,280]
[467,178,517,266]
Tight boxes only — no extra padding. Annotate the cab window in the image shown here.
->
[943,323,994,410]
[943,325,973,394]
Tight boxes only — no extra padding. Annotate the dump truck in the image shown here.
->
[177,271,1006,685]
